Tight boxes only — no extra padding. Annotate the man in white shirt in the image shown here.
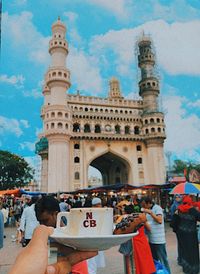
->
[1,204,9,225]
[19,196,39,246]
[141,196,171,274]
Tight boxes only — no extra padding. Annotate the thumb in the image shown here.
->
[46,261,71,274]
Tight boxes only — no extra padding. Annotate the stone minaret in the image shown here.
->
[41,17,71,192]
[137,34,166,184]
[109,77,123,99]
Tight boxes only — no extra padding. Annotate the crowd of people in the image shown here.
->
[0,192,200,274]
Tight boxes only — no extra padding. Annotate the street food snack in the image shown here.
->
[113,213,146,235]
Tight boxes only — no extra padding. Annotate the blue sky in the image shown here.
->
[1,0,200,173]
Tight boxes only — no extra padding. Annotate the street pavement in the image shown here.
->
[0,223,183,274]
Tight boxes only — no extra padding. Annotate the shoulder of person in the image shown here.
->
[153,204,163,213]
[153,204,162,210]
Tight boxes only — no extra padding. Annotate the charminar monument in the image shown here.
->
[36,18,166,193]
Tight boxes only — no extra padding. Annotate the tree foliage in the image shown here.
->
[172,159,200,179]
[0,150,33,190]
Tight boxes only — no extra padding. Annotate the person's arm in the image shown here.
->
[8,225,97,274]
[144,221,151,231]
[142,208,163,224]
[19,209,26,232]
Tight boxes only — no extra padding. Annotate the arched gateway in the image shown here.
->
[89,151,131,185]
[36,18,166,193]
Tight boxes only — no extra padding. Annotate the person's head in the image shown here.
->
[140,196,153,209]
[25,195,32,206]
[124,205,134,214]
[2,203,7,209]
[174,194,182,202]
[35,195,60,227]
[92,197,102,208]
[182,195,193,205]
[30,196,39,205]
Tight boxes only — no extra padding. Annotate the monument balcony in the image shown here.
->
[138,54,155,67]
[72,111,142,122]
[71,131,144,141]
[139,78,159,95]
[44,128,71,137]
[45,67,70,87]
[67,94,143,108]
[49,38,68,53]
[144,132,166,140]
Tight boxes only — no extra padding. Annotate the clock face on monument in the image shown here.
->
[105,125,111,132]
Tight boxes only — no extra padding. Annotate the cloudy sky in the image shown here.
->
[1,0,200,172]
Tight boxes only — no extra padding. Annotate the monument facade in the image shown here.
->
[36,18,166,193]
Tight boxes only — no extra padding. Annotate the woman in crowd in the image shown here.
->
[175,195,200,274]
[117,204,156,274]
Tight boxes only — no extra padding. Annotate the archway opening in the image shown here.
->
[88,167,103,187]
[89,152,130,186]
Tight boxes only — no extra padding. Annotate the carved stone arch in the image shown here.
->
[87,148,132,185]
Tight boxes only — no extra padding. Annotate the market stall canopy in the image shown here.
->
[65,183,175,194]
[20,189,46,196]
[0,189,20,196]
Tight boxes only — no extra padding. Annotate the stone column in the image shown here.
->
[47,135,70,192]
[40,151,48,192]
[146,139,166,185]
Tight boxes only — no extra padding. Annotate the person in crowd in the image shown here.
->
[87,197,105,274]
[170,194,182,216]
[0,208,4,249]
[8,205,15,226]
[174,195,200,274]
[83,196,92,207]
[35,195,90,274]
[19,196,39,246]
[170,194,182,265]
[118,204,155,274]
[141,196,171,274]
[1,203,9,227]
[59,198,70,212]
[14,200,22,226]
[21,195,32,212]
[8,225,97,274]
[72,196,82,208]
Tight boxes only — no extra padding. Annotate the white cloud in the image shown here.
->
[0,74,25,88]
[90,20,200,77]
[23,88,43,98]
[2,12,50,65]
[23,80,43,98]
[24,156,41,171]
[86,0,131,20]
[164,94,200,157]
[63,12,83,45]
[151,0,200,22]
[20,120,29,128]
[0,116,27,137]
[35,128,43,137]
[90,28,137,78]
[68,47,103,95]
[20,142,35,151]
[188,100,200,108]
